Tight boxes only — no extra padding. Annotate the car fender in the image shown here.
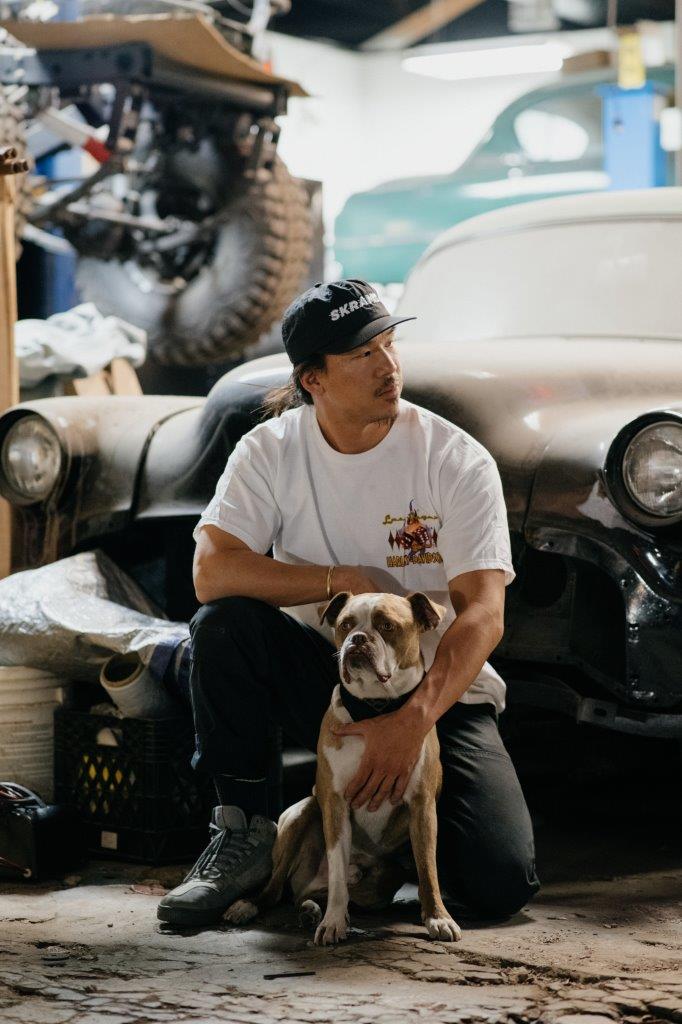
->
[518,399,682,708]
[136,370,289,520]
[1,395,202,563]
[525,397,682,594]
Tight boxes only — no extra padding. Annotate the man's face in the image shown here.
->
[312,329,402,424]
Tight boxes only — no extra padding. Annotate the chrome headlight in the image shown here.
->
[0,416,63,504]
[622,421,682,517]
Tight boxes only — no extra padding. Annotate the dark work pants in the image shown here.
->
[189,596,540,919]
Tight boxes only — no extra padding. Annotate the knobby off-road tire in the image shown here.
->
[76,158,313,366]
[0,86,35,259]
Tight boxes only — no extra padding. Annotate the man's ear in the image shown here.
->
[318,591,352,626]
[300,366,325,398]
[407,592,447,632]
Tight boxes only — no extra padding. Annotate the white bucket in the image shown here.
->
[0,667,66,801]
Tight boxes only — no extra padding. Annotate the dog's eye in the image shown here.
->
[380,622,394,632]
[340,620,352,630]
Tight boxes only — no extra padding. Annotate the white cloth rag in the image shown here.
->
[15,302,147,386]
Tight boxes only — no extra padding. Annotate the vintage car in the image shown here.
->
[1,187,681,739]
[334,66,674,284]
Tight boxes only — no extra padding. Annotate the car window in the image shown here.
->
[514,93,601,163]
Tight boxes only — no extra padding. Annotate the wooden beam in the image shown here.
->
[0,162,20,579]
[362,0,487,51]
[107,356,143,396]
[677,0,682,184]
[64,358,143,397]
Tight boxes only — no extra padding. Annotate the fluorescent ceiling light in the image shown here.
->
[403,41,572,81]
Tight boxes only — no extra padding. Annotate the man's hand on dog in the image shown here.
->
[335,566,382,595]
[332,706,427,810]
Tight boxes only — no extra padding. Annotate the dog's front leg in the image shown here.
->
[409,796,461,942]
[315,793,351,945]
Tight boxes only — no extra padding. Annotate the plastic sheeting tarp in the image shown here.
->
[0,550,189,683]
[16,303,147,387]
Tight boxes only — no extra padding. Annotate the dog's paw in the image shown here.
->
[298,899,322,930]
[223,899,258,925]
[425,915,462,942]
[314,910,349,945]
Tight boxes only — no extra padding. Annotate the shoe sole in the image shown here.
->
[157,903,227,927]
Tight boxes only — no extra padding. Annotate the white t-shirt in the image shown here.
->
[194,399,515,711]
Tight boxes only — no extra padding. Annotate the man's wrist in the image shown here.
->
[332,566,352,594]
[398,698,434,736]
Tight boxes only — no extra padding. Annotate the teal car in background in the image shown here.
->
[334,66,674,284]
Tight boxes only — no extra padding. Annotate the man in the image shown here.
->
[158,279,540,927]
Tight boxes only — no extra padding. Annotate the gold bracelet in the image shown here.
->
[326,564,335,600]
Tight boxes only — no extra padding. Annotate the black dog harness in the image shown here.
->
[339,684,416,722]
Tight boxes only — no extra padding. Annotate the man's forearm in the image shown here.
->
[402,604,504,732]
[195,548,373,607]
[195,548,331,606]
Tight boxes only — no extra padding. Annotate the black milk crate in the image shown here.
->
[54,708,215,864]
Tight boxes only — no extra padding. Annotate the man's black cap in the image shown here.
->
[281,279,416,365]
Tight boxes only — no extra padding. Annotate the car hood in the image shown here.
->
[218,338,682,533]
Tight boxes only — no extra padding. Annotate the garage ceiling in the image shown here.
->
[269,0,674,49]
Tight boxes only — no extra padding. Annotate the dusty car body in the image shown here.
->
[1,188,681,736]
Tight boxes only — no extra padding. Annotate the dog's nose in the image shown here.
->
[349,633,368,647]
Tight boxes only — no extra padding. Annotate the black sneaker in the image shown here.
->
[157,805,276,927]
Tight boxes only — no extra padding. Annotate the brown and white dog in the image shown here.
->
[225,591,461,945]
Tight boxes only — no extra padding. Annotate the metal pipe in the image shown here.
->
[151,58,280,113]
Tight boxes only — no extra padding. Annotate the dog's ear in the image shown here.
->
[318,591,352,627]
[407,592,447,632]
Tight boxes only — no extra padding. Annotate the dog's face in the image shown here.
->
[318,592,446,700]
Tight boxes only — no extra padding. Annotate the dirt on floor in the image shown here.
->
[1,712,681,1024]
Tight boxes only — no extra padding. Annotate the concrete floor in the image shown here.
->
[1,713,681,1024]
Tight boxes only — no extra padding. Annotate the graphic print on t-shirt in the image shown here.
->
[384,499,443,568]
